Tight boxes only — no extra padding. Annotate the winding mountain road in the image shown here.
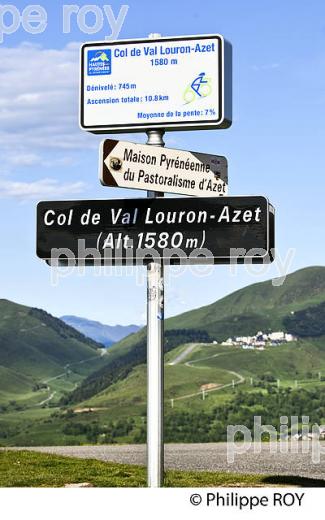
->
[34,353,106,407]
[168,344,245,402]
[168,343,198,366]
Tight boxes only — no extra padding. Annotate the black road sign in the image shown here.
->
[37,197,274,265]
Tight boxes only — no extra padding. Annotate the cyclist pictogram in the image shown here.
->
[183,72,212,104]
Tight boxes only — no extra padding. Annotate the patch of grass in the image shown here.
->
[0,450,145,487]
[0,450,324,488]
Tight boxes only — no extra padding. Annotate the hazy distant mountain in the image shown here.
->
[60,316,140,347]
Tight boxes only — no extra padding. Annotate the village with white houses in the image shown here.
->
[219,331,297,350]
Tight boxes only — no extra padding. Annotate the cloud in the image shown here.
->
[0,178,87,199]
[139,310,147,325]
[251,63,280,72]
[0,42,98,173]
[6,153,78,168]
[6,153,44,167]
[167,287,186,307]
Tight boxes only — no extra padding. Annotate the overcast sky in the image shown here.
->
[0,0,324,325]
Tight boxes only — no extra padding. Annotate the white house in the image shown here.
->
[268,332,285,341]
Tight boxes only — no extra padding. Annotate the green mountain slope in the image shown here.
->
[83,337,325,410]
[61,329,211,405]
[3,336,325,446]
[284,301,325,337]
[0,299,106,405]
[2,266,325,446]
[166,265,325,334]
[63,266,325,406]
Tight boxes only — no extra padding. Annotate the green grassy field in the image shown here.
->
[84,339,325,412]
[0,356,108,409]
[1,267,325,446]
[2,338,325,446]
[69,266,325,407]
[104,339,322,423]
[0,450,323,487]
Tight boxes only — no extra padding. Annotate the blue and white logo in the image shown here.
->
[88,49,112,76]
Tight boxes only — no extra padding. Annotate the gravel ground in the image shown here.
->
[3,442,325,480]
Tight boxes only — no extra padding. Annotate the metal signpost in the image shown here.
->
[79,34,232,486]
[100,138,228,197]
[37,32,275,489]
[145,128,165,487]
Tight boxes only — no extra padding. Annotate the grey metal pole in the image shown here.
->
[146,128,165,487]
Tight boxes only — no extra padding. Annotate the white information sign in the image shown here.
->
[80,34,232,133]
